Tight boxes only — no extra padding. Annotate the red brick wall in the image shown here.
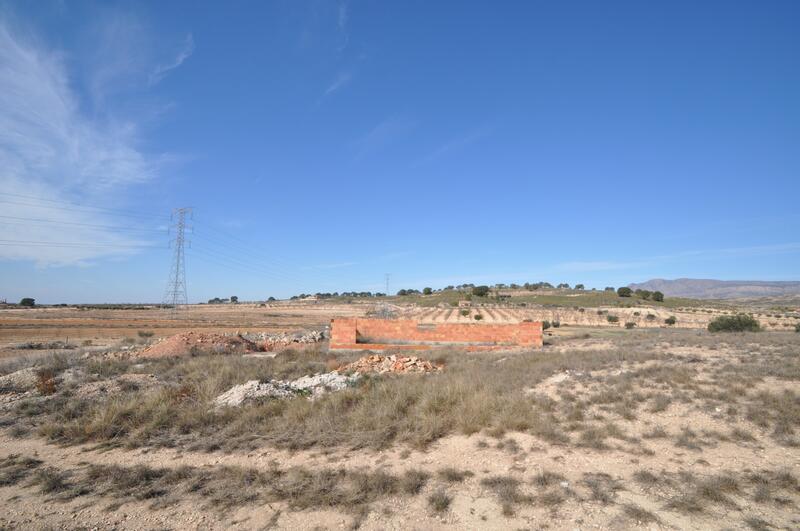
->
[329,318,542,350]
[330,317,357,345]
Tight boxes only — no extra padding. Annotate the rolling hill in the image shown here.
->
[628,278,800,299]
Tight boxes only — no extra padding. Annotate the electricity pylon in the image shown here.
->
[163,207,191,309]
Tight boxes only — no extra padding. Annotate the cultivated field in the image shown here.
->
[1,300,799,529]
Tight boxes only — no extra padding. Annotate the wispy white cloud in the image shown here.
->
[149,33,194,86]
[324,70,351,96]
[337,0,349,51]
[0,21,160,266]
[654,242,800,260]
[306,261,358,270]
[552,243,800,275]
[353,116,416,160]
[414,125,494,167]
[556,260,650,272]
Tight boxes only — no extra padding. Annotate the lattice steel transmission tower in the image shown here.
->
[163,207,192,309]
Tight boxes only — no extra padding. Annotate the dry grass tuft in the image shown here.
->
[427,488,451,513]
[622,503,659,523]
[532,470,566,488]
[437,467,473,483]
[399,469,429,495]
[582,473,622,504]
[632,470,661,488]
[0,454,42,486]
[33,467,70,494]
[480,475,531,516]
[666,473,741,513]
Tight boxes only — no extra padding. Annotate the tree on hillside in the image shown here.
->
[19,298,35,307]
[557,283,570,289]
[575,284,585,290]
[423,287,433,295]
[604,286,615,292]
[617,287,633,297]
[652,291,664,302]
[230,296,239,304]
[472,285,490,297]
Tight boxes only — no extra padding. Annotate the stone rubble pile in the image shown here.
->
[213,371,358,407]
[243,329,326,350]
[336,354,442,375]
[138,332,262,358]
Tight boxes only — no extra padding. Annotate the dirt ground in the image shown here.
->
[0,303,798,530]
[0,302,367,359]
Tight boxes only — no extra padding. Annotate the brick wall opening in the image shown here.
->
[329,318,543,351]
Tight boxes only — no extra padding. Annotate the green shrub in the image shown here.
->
[542,321,551,330]
[19,298,35,307]
[552,321,560,328]
[423,287,433,295]
[625,322,636,329]
[473,314,483,321]
[664,316,676,326]
[607,315,619,323]
[708,314,761,333]
[795,323,800,333]
[472,286,490,297]
[460,309,469,317]
[646,314,656,321]
[617,287,632,298]
[652,291,664,302]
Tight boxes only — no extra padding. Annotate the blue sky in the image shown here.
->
[0,1,798,303]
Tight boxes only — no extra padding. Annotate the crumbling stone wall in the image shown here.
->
[330,318,542,351]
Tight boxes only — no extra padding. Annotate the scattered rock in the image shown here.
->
[336,354,442,375]
[0,367,39,393]
[213,379,299,407]
[59,368,86,386]
[214,372,359,407]
[72,374,161,400]
[291,372,357,398]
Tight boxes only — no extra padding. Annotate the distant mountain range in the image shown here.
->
[628,279,800,299]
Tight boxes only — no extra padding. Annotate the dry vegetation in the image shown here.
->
[1,307,799,528]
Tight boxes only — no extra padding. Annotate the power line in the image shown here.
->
[0,215,166,233]
[0,192,170,219]
[0,238,161,248]
[191,222,348,287]
[0,198,169,221]
[193,235,330,281]
[189,246,329,285]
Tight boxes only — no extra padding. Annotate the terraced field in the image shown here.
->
[403,304,799,331]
